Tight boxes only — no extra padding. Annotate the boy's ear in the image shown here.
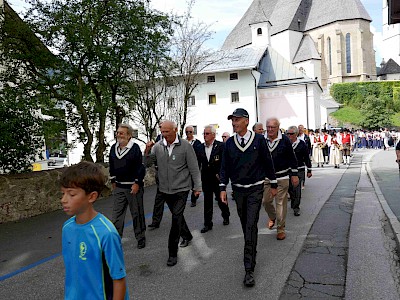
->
[88,191,99,203]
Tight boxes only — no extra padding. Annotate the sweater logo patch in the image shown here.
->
[79,242,87,261]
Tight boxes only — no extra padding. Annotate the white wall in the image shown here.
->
[186,69,258,141]
[271,30,304,63]
[257,83,321,131]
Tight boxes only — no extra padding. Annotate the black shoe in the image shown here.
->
[137,238,146,249]
[243,271,255,287]
[167,256,177,267]
[294,211,300,216]
[201,226,212,233]
[179,238,192,248]
[148,223,160,230]
[190,202,196,207]
[223,218,229,225]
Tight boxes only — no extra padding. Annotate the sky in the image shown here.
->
[8,0,384,65]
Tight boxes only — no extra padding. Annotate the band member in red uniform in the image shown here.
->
[341,128,352,165]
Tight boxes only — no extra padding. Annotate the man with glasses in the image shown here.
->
[221,132,230,143]
[197,125,230,233]
[286,126,312,216]
[220,108,277,287]
[185,125,202,207]
[263,117,299,240]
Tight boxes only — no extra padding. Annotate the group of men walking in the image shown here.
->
[108,109,314,287]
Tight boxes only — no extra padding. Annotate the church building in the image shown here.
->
[183,0,376,138]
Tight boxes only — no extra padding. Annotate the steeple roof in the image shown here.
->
[222,0,372,50]
[377,59,400,76]
[292,35,321,63]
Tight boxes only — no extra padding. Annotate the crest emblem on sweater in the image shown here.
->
[79,242,87,261]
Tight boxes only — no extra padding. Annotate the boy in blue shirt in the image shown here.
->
[60,161,129,300]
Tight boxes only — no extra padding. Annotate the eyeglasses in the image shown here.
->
[203,132,212,135]
[222,136,227,138]
[186,131,193,133]
[286,132,296,135]
[266,126,278,129]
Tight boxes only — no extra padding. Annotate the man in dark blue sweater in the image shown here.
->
[220,108,277,287]
[109,123,146,249]
[263,118,299,241]
[286,126,312,216]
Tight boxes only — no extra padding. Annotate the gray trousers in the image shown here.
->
[111,186,146,241]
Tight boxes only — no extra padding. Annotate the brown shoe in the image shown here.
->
[277,232,286,240]
[268,219,275,230]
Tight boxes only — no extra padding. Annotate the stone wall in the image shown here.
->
[0,165,156,224]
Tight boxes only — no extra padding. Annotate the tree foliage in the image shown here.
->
[330,81,400,111]
[0,85,44,173]
[0,0,174,163]
[359,95,393,129]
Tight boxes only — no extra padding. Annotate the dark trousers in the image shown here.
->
[163,191,193,257]
[203,183,230,227]
[289,171,304,212]
[151,188,165,225]
[233,184,263,271]
[111,187,146,241]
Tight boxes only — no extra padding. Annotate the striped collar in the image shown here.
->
[292,138,300,150]
[115,139,135,159]
[234,130,255,152]
[266,131,282,153]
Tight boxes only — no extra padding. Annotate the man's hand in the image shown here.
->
[307,172,312,178]
[220,191,227,204]
[112,183,116,190]
[193,190,201,198]
[130,183,139,195]
[291,175,299,187]
[270,188,277,197]
[145,140,155,154]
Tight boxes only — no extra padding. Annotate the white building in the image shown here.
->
[182,0,376,141]
[382,0,400,66]
[66,0,377,163]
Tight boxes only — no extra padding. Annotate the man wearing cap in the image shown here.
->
[220,108,277,287]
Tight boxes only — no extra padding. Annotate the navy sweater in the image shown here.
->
[266,133,298,179]
[109,142,144,188]
[292,139,312,172]
[220,131,277,191]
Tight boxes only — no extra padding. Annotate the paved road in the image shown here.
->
[0,149,400,299]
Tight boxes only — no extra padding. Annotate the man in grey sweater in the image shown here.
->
[144,120,202,267]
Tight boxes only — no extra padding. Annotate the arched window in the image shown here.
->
[257,28,262,35]
[346,33,351,73]
[327,37,332,75]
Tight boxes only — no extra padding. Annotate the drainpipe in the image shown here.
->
[251,69,259,122]
[305,84,310,130]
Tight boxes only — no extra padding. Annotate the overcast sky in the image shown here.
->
[8,0,383,64]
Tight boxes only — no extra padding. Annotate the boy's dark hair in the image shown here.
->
[60,161,106,195]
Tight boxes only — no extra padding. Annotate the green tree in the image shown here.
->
[359,95,393,129]
[1,0,173,162]
[0,85,44,173]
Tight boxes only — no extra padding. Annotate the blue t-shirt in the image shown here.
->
[62,213,129,300]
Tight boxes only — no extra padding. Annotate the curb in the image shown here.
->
[366,156,400,252]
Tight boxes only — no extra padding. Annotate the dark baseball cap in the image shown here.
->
[227,108,249,120]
